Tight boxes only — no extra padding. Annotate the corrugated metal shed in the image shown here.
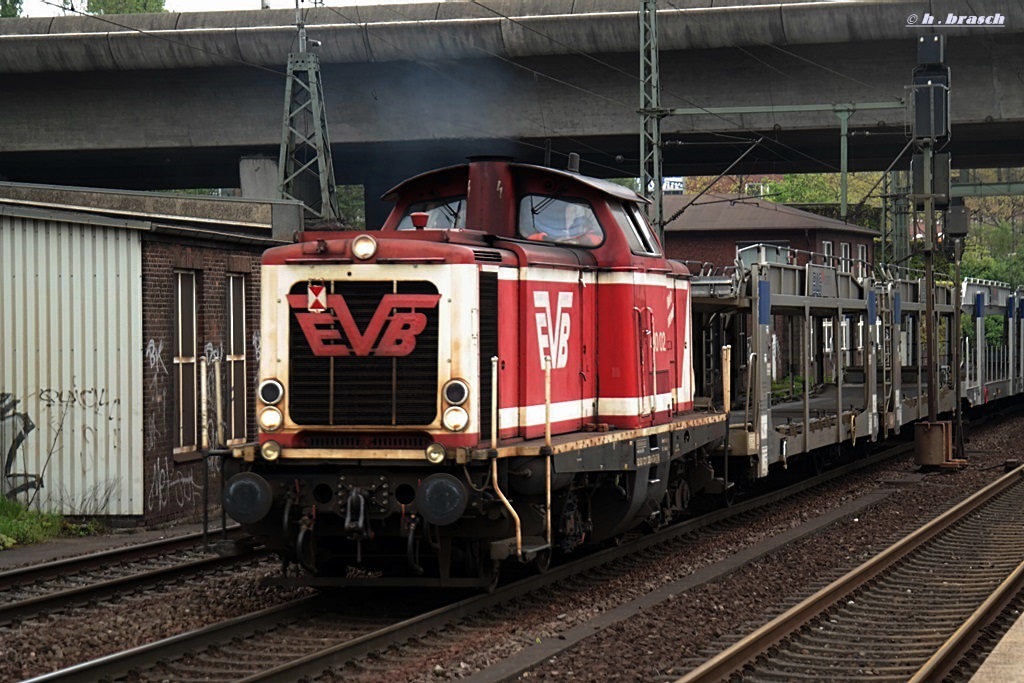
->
[0,204,144,515]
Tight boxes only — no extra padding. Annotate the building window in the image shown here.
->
[227,274,247,445]
[744,182,768,197]
[173,271,198,453]
[840,243,851,273]
[857,244,868,278]
[822,240,834,268]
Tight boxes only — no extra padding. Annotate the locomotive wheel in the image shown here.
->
[533,547,553,574]
[482,559,501,592]
[603,534,624,548]
[720,484,735,509]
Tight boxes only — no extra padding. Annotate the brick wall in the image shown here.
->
[141,235,262,526]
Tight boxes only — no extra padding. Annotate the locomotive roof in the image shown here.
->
[382,162,649,205]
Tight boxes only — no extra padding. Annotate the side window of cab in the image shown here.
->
[518,195,604,247]
[609,201,662,256]
[397,197,467,230]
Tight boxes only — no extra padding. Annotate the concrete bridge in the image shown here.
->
[1,0,1022,214]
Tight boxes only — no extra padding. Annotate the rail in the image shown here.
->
[677,463,1024,682]
[31,444,915,682]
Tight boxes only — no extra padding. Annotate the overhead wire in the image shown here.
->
[367,1,635,164]
[33,1,889,177]
[318,3,632,176]
[851,137,916,213]
[469,0,842,172]
[370,3,633,109]
[662,0,902,104]
[35,0,627,177]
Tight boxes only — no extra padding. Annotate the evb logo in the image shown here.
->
[534,290,573,369]
[289,293,440,357]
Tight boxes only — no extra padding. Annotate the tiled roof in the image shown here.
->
[662,193,879,236]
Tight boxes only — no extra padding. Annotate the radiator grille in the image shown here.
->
[302,432,432,449]
[288,281,440,425]
[478,272,499,440]
[473,250,504,263]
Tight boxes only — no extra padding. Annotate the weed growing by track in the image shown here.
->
[0,498,64,549]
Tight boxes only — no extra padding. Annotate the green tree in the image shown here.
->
[772,173,840,204]
[955,169,1024,288]
[1,0,22,18]
[336,185,365,229]
[85,0,164,14]
[769,172,883,207]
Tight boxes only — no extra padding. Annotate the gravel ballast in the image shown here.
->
[1,416,1019,683]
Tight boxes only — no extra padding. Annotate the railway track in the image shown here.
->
[26,443,914,683]
[677,463,1024,683]
[0,527,260,625]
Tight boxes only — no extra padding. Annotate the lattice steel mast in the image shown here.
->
[278,1,340,220]
[639,0,665,240]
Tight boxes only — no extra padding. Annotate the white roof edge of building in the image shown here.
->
[0,199,152,231]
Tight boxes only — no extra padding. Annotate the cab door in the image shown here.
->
[634,273,656,421]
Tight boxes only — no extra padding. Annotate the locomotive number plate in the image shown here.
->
[635,438,660,467]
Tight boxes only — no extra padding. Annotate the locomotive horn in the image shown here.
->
[416,473,469,526]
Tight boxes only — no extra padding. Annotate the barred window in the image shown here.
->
[173,271,198,453]
[226,274,247,445]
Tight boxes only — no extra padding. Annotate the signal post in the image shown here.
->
[911,35,964,468]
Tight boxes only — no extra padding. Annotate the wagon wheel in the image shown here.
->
[809,450,824,476]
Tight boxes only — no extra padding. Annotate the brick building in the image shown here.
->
[662,193,879,276]
[0,184,301,524]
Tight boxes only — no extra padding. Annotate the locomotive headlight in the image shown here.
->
[443,379,470,406]
[442,406,469,432]
[258,407,283,432]
[351,234,378,260]
[261,440,282,461]
[425,442,447,464]
[258,379,284,406]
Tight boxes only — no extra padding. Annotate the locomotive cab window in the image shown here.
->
[397,196,467,230]
[624,202,661,255]
[610,201,661,256]
[518,195,604,247]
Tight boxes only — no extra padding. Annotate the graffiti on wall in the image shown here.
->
[0,392,39,499]
[38,385,123,458]
[147,455,211,512]
[202,342,224,448]
[252,330,261,366]
[145,338,169,392]
[34,380,124,512]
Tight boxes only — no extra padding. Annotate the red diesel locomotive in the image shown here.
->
[223,158,728,587]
